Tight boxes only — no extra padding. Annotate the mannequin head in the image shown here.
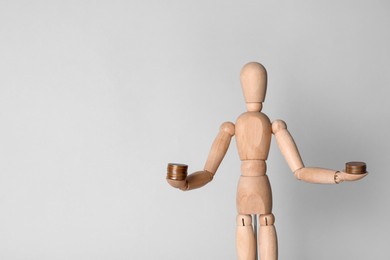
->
[240,62,267,112]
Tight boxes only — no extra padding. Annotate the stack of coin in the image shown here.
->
[345,161,367,174]
[167,163,188,181]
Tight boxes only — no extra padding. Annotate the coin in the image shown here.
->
[345,161,367,174]
[167,163,188,180]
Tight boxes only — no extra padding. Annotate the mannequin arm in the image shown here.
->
[167,122,235,190]
[272,120,367,184]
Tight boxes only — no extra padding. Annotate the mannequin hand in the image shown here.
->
[166,178,188,190]
[335,171,368,183]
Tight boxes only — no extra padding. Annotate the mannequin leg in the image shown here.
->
[236,214,256,260]
[258,213,278,260]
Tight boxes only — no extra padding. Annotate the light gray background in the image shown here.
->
[0,1,389,259]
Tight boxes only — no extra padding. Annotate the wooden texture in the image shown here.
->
[240,62,267,103]
[237,175,272,215]
[246,102,262,112]
[241,160,267,177]
[259,214,277,260]
[236,215,256,260]
[295,166,368,184]
[294,167,337,184]
[204,122,235,174]
[335,171,368,183]
[166,179,187,189]
[272,120,304,172]
[184,170,213,190]
[236,112,272,160]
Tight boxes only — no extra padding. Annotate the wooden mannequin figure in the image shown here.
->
[166,62,367,260]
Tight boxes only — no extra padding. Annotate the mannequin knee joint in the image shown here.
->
[259,213,275,226]
[237,214,252,226]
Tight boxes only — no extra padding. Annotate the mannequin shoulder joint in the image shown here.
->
[220,122,235,136]
[271,120,287,134]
